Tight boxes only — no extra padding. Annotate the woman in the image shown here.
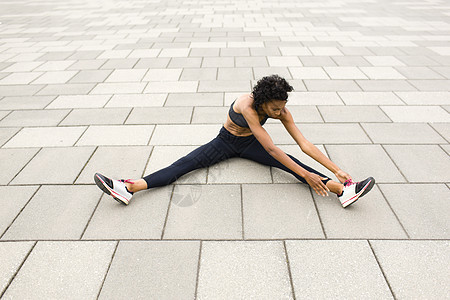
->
[94,75,375,208]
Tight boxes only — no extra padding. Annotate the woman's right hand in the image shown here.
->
[304,172,330,197]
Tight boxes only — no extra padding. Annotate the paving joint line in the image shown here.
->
[283,240,297,300]
[0,241,37,299]
[73,145,98,184]
[79,191,103,240]
[160,184,175,240]
[367,240,397,300]
[308,187,327,239]
[96,240,120,299]
[7,147,42,186]
[194,240,203,300]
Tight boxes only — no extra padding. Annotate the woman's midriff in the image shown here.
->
[224,115,253,137]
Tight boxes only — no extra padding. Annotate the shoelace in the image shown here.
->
[120,179,135,184]
[344,179,355,187]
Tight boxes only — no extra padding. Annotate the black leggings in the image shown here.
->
[143,126,330,188]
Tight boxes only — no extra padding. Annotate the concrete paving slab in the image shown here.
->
[60,108,131,126]
[243,184,324,239]
[2,185,101,240]
[1,241,116,299]
[0,242,34,295]
[126,107,192,124]
[325,145,406,183]
[356,80,416,91]
[11,147,95,185]
[76,125,154,146]
[394,92,450,105]
[286,240,393,299]
[99,241,199,299]
[197,241,293,299]
[82,186,171,239]
[338,92,404,105]
[0,148,39,185]
[361,123,447,144]
[0,128,20,147]
[370,240,450,299]
[0,109,69,127]
[381,106,450,122]
[191,106,228,124]
[165,92,223,106]
[430,123,450,142]
[0,85,44,97]
[37,83,95,96]
[47,95,111,109]
[304,79,361,91]
[208,157,272,184]
[313,186,407,239]
[76,146,152,184]
[383,145,450,182]
[3,127,86,148]
[0,96,55,110]
[288,123,372,144]
[379,184,450,239]
[318,105,391,122]
[149,124,221,145]
[0,186,38,238]
[163,184,241,239]
[106,93,166,107]
[281,92,343,106]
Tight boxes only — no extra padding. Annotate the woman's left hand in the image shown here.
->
[335,170,352,183]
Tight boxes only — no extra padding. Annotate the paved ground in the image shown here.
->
[0,0,449,299]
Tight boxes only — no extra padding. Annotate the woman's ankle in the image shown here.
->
[126,179,147,193]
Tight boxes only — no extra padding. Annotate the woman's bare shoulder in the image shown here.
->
[235,93,254,113]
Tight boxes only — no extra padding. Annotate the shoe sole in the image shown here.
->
[342,178,374,208]
[94,174,129,205]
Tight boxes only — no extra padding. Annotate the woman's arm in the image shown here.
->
[280,108,351,183]
[242,107,330,196]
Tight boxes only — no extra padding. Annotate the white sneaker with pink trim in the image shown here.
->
[94,173,134,205]
[338,177,375,208]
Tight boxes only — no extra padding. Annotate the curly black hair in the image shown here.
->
[251,74,294,111]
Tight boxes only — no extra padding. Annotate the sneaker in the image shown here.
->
[94,173,134,205]
[338,177,375,208]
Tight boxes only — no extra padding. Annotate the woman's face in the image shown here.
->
[262,100,287,118]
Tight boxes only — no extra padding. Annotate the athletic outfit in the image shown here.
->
[95,99,375,207]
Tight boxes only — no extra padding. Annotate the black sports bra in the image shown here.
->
[228,99,269,128]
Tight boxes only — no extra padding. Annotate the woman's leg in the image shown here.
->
[128,136,236,193]
[240,139,343,195]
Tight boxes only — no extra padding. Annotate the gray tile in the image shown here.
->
[362,123,447,144]
[76,146,152,184]
[2,186,101,240]
[379,184,450,238]
[76,125,154,146]
[3,126,86,148]
[68,70,112,83]
[2,241,116,299]
[319,106,391,122]
[0,109,69,127]
[286,240,393,299]
[165,92,223,106]
[0,96,55,110]
[408,79,450,91]
[0,242,34,295]
[338,92,404,105]
[0,148,39,185]
[149,124,221,145]
[82,186,171,239]
[192,106,228,123]
[197,241,293,299]
[218,68,253,80]
[126,107,192,124]
[383,145,450,182]
[326,145,405,183]
[198,80,250,92]
[180,68,217,80]
[243,184,324,239]
[288,92,344,105]
[99,241,199,299]
[394,66,444,79]
[394,91,450,105]
[0,128,20,147]
[208,158,272,184]
[313,186,407,238]
[0,186,38,237]
[11,147,95,185]
[356,80,416,91]
[430,123,449,142]
[60,108,131,126]
[164,184,242,239]
[36,83,95,96]
[380,106,450,122]
[370,240,450,299]
[304,79,361,91]
[0,85,44,97]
